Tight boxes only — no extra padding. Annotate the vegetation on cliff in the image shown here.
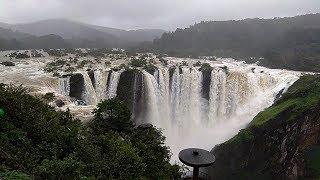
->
[0,84,181,179]
[151,14,320,72]
[207,75,320,179]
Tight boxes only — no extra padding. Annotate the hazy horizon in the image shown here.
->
[0,0,319,31]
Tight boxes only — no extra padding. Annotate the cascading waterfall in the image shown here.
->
[142,70,161,125]
[94,70,109,102]
[137,64,299,162]
[107,70,123,99]
[81,71,98,105]
[55,59,300,162]
[58,76,70,96]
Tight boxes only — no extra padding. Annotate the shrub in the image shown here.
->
[16,53,30,59]
[0,86,181,179]
[0,61,15,66]
[130,59,147,67]
[42,92,55,102]
[200,63,213,72]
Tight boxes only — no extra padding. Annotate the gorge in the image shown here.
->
[0,51,300,162]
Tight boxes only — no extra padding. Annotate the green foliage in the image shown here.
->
[0,84,82,177]
[76,60,91,69]
[0,85,181,179]
[65,67,76,73]
[91,98,133,135]
[143,64,157,74]
[15,53,30,59]
[226,129,254,145]
[152,14,320,72]
[0,170,32,180]
[36,157,85,179]
[42,92,55,102]
[130,125,180,179]
[304,146,320,178]
[44,58,67,72]
[130,59,147,67]
[221,66,229,75]
[250,99,300,127]
[251,75,320,127]
[199,63,213,72]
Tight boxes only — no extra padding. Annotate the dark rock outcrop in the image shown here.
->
[116,69,145,123]
[87,70,95,88]
[69,73,84,100]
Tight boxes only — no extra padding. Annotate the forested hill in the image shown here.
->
[152,14,320,72]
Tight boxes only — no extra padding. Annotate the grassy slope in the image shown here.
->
[213,75,320,178]
[250,75,320,127]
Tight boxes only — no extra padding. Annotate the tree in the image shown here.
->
[131,124,182,179]
[91,98,133,135]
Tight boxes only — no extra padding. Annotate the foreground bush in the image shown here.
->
[0,84,181,179]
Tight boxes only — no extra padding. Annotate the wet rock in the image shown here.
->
[87,70,95,88]
[116,69,145,122]
[69,73,84,100]
[201,70,212,100]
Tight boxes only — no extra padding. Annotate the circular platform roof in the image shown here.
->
[179,148,215,167]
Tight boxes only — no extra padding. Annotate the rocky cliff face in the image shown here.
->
[206,75,320,179]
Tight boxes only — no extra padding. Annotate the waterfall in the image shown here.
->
[58,76,70,96]
[170,67,181,125]
[157,68,170,130]
[94,70,109,102]
[142,70,160,125]
[57,58,300,162]
[81,71,98,105]
[208,69,227,123]
[138,64,299,162]
[107,70,123,99]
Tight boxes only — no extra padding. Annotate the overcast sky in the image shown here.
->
[0,0,319,30]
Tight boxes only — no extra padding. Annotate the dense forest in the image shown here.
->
[0,84,181,179]
[151,14,320,72]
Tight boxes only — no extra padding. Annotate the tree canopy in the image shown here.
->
[0,84,181,179]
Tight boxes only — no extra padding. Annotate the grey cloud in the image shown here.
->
[0,0,319,30]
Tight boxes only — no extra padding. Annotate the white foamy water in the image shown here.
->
[0,55,301,163]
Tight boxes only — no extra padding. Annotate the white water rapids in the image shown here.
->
[0,57,300,162]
